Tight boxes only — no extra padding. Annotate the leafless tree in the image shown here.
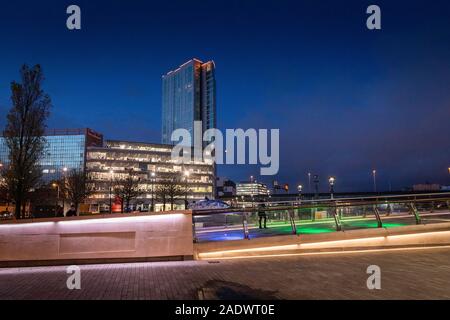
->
[62,169,92,215]
[155,178,185,211]
[3,65,51,219]
[154,183,168,211]
[113,169,143,213]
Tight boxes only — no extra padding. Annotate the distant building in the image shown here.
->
[216,177,236,197]
[236,182,270,197]
[86,140,215,212]
[162,58,216,145]
[412,183,441,192]
[0,128,103,183]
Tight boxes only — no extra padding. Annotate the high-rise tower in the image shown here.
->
[162,59,216,145]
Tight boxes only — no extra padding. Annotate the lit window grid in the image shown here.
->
[0,135,85,183]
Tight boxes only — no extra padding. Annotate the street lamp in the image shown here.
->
[372,169,377,193]
[52,182,59,216]
[328,176,335,199]
[297,184,303,203]
[184,170,190,209]
[308,172,311,193]
[62,167,68,213]
[150,171,156,212]
[109,169,114,214]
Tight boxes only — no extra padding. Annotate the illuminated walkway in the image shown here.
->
[1,247,450,299]
[195,212,450,242]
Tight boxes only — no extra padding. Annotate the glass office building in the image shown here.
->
[162,59,216,145]
[0,128,103,184]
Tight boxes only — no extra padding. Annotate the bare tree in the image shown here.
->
[155,178,185,211]
[63,169,92,215]
[113,169,143,213]
[154,183,168,211]
[3,65,51,219]
[168,179,186,210]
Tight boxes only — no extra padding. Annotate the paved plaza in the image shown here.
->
[1,247,450,299]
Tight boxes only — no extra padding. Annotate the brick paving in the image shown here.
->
[1,247,450,299]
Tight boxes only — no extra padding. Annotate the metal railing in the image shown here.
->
[192,192,450,242]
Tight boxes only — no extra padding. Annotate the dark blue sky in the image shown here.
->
[0,0,449,192]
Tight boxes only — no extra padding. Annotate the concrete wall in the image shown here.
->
[0,211,194,267]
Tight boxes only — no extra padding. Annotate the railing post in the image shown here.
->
[331,207,342,231]
[288,209,297,235]
[430,201,435,213]
[372,205,383,228]
[242,212,250,240]
[408,202,421,225]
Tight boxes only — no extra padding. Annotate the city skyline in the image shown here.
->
[0,0,449,191]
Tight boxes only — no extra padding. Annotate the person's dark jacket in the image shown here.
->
[66,208,77,217]
[258,203,267,217]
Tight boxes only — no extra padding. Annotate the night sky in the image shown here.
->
[0,0,449,192]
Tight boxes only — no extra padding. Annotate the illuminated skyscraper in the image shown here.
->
[162,59,216,145]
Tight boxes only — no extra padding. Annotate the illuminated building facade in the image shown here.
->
[236,182,270,197]
[0,128,103,183]
[162,58,216,145]
[86,140,215,212]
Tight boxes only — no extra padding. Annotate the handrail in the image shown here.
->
[193,192,450,216]
[239,192,450,205]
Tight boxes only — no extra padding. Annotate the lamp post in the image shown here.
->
[297,184,303,201]
[184,170,190,209]
[109,169,114,214]
[313,174,319,199]
[150,171,155,212]
[372,169,377,193]
[52,182,59,217]
[329,176,335,200]
[297,184,303,219]
[62,167,68,213]
[308,172,311,193]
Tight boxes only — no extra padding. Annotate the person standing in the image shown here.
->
[66,205,77,217]
[258,203,267,229]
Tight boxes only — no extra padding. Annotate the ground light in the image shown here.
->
[197,230,450,260]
